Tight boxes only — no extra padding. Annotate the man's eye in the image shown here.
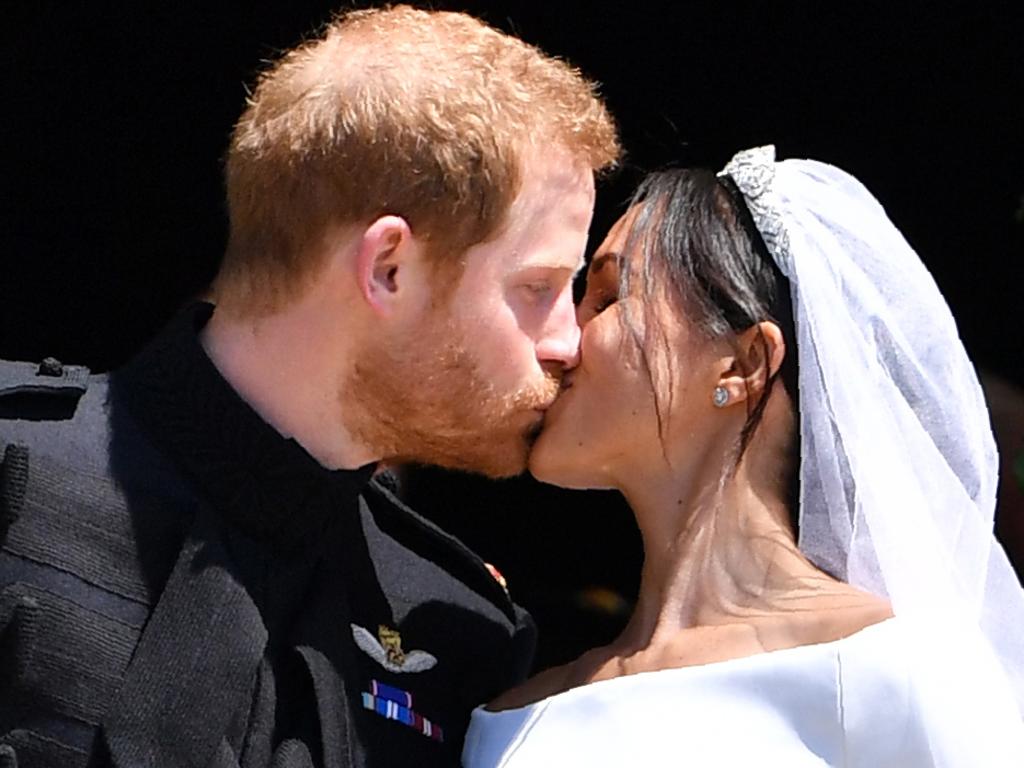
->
[522,282,551,296]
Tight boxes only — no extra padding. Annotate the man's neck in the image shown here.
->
[200,304,379,470]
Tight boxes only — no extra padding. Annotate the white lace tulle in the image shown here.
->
[719,147,1024,729]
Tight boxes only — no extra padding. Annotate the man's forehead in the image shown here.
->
[503,154,594,235]
[514,146,594,203]
[454,146,594,278]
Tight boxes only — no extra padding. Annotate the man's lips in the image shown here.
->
[528,372,576,424]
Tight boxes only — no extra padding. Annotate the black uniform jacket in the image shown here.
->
[0,303,535,768]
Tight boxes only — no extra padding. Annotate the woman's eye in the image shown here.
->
[593,294,617,314]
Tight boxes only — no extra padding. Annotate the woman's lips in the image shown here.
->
[545,382,573,415]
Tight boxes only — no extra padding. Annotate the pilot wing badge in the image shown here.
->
[351,624,438,674]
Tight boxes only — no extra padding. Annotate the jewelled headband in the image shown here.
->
[717,145,793,276]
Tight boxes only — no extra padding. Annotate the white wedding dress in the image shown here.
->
[462,617,1024,767]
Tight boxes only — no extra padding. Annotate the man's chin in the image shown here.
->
[525,411,547,443]
[383,407,546,479]
[468,432,533,479]
[413,430,532,479]
[455,412,546,479]
[442,450,528,479]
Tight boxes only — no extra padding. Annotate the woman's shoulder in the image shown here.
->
[642,590,894,671]
[483,671,557,713]
[485,659,579,713]
[784,588,894,648]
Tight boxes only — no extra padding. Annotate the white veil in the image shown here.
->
[719,147,1024,734]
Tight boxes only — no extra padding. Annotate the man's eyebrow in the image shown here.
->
[520,258,585,275]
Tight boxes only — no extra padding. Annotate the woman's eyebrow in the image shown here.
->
[589,251,619,275]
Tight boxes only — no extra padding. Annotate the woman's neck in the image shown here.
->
[614,435,833,652]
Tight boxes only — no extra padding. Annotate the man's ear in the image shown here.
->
[354,215,417,316]
[714,321,786,406]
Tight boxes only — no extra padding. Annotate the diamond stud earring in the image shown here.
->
[712,386,729,408]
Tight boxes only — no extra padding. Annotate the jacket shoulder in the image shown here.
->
[0,357,114,471]
[0,356,91,416]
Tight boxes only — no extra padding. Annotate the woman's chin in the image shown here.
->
[527,430,571,486]
[527,430,603,490]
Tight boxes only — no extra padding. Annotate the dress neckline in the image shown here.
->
[477,615,899,717]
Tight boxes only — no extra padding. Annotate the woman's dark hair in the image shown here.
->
[619,167,801,526]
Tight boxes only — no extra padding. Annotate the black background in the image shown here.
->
[3,1,1022,667]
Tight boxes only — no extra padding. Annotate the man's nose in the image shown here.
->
[535,287,581,369]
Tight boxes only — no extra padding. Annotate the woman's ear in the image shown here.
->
[714,322,786,406]
[353,215,416,316]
